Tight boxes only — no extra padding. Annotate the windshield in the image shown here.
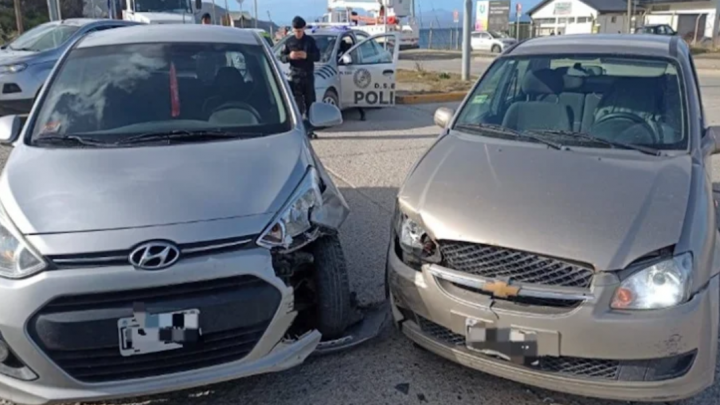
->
[135,0,190,13]
[7,23,80,52]
[29,42,290,145]
[454,55,687,151]
[489,30,507,39]
[274,34,338,64]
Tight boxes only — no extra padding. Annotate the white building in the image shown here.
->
[528,0,639,36]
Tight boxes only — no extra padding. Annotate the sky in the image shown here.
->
[229,0,541,25]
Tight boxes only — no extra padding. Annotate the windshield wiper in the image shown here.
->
[117,130,260,145]
[33,135,109,147]
[535,130,662,156]
[454,123,565,151]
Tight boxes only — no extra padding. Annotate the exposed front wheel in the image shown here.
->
[322,88,339,107]
[311,234,352,339]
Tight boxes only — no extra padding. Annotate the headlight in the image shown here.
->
[0,204,46,279]
[258,167,323,251]
[393,206,440,269]
[611,253,693,310]
[0,64,27,74]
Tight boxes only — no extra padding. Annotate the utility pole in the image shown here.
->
[267,10,273,38]
[626,0,632,33]
[253,0,257,27]
[461,0,472,81]
[13,0,23,34]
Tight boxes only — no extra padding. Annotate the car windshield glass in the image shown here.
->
[7,23,80,52]
[274,34,337,63]
[135,0,190,13]
[29,42,290,145]
[454,54,687,151]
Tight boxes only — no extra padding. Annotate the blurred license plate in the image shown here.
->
[465,318,538,363]
[118,309,201,357]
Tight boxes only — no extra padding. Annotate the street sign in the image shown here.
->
[453,10,459,23]
[516,3,521,13]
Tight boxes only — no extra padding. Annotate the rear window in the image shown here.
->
[30,42,290,142]
[455,54,687,151]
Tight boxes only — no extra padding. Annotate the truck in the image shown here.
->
[107,0,204,24]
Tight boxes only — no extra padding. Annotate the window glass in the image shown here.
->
[7,23,80,52]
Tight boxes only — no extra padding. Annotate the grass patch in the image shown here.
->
[395,68,477,94]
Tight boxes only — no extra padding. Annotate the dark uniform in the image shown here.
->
[279,31,320,117]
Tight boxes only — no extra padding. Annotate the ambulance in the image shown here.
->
[273,26,400,111]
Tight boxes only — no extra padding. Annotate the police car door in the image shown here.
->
[338,33,400,108]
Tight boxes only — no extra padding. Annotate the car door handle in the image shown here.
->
[383,69,394,75]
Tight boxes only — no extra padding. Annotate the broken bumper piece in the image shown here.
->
[313,301,390,356]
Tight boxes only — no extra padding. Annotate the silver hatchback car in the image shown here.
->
[0,24,379,404]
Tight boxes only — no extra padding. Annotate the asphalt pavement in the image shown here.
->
[3,72,720,405]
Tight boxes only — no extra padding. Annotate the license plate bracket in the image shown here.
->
[465,318,538,364]
[118,308,201,357]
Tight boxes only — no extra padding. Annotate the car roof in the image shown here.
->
[506,34,685,59]
[51,18,137,27]
[77,24,261,48]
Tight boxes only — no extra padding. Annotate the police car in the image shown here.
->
[273,25,400,110]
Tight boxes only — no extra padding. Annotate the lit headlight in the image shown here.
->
[0,204,46,279]
[258,167,323,250]
[0,64,27,74]
[394,206,440,269]
[611,253,692,310]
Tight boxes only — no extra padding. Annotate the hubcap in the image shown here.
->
[323,96,336,105]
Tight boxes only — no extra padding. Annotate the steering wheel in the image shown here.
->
[593,112,659,144]
[209,101,262,124]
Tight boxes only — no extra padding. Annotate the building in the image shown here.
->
[642,0,720,41]
[527,0,642,36]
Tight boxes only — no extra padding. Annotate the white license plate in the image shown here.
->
[465,318,537,362]
[118,309,201,357]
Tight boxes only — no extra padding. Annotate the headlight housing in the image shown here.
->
[0,64,27,74]
[258,167,323,251]
[611,253,693,310]
[0,204,46,279]
[393,206,440,270]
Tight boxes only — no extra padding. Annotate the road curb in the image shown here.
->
[396,92,467,105]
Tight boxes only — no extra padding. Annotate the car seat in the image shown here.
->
[502,69,572,132]
[202,67,250,117]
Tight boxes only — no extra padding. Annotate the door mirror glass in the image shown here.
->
[340,53,352,65]
[434,107,455,129]
[308,102,343,128]
[0,115,22,145]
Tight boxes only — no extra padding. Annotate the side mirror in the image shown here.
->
[308,102,343,129]
[0,115,22,145]
[340,54,352,65]
[433,107,455,129]
[194,0,202,10]
[704,126,720,155]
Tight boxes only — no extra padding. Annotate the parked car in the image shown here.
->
[0,19,142,116]
[388,34,718,402]
[273,26,400,110]
[635,24,677,36]
[0,24,384,404]
[471,30,517,53]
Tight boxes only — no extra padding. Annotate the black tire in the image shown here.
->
[311,234,352,339]
[491,44,501,53]
[322,88,339,108]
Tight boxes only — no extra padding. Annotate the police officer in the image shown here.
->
[279,16,320,137]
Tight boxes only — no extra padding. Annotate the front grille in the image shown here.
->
[438,241,594,289]
[29,276,280,383]
[413,314,694,382]
[449,282,581,308]
[47,235,256,269]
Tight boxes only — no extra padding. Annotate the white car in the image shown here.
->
[471,30,517,53]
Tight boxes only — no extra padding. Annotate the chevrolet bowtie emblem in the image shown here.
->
[482,280,520,298]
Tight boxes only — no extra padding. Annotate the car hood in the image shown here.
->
[0,49,39,65]
[132,12,194,24]
[1,132,310,235]
[399,132,692,271]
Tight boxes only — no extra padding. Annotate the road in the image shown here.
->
[1,69,719,405]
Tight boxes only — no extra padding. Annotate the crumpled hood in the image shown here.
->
[399,132,692,271]
[1,132,310,235]
[0,49,38,65]
[130,12,194,24]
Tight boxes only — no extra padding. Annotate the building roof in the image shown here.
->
[506,33,683,58]
[527,0,642,16]
[77,24,261,48]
